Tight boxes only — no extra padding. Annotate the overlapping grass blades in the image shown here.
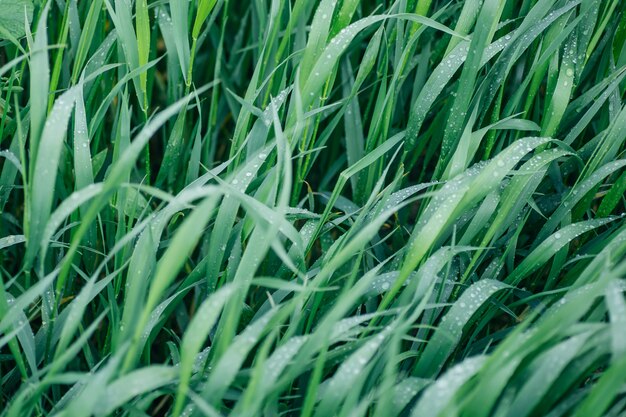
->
[1,0,626,416]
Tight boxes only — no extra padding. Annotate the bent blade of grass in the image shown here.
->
[446,116,541,179]
[262,335,309,388]
[206,143,276,290]
[174,284,237,417]
[56,85,212,301]
[390,377,428,415]
[506,332,592,417]
[414,279,509,377]
[201,308,279,405]
[39,184,103,264]
[0,234,26,250]
[398,137,550,296]
[315,326,392,417]
[25,87,78,269]
[53,275,97,361]
[96,366,178,416]
[298,0,339,87]
[411,355,486,417]
[535,160,626,244]
[56,353,124,417]
[584,105,626,177]
[0,286,40,377]
[507,217,621,286]
[124,192,220,370]
[302,13,463,106]
[45,309,108,378]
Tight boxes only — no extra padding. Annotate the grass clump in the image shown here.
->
[1,0,626,416]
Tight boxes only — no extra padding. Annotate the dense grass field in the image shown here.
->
[1,0,626,415]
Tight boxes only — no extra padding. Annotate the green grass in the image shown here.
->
[1,0,626,415]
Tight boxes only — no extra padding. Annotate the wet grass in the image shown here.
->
[1,0,626,416]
